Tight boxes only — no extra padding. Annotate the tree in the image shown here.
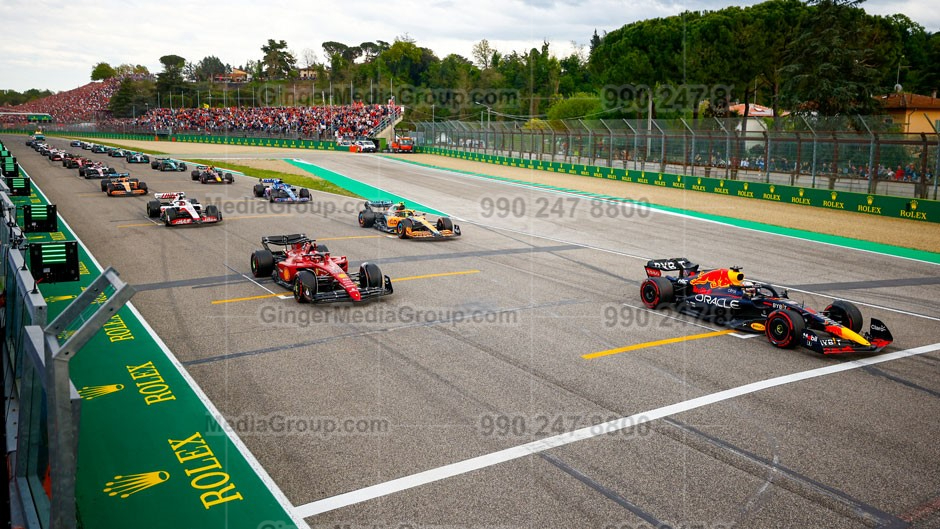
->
[546,93,603,120]
[192,56,227,82]
[91,62,116,81]
[260,39,296,79]
[472,39,494,69]
[781,0,884,116]
[156,54,186,96]
[301,48,320,69]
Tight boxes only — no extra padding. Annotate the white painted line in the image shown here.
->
[222,263,280,296]
[293,342,940,519]
[23,170,311,529]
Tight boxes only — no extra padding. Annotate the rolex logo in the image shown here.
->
[799,189,805,197]
[831,191,837,200]
[697,178,702,185]
[770,185,775,193]
[743,183,749,190]
[658,174,663,180]
[911,200,918,211]
[104,471,170,499]
[720,180,725,187]
[676,175,681,182]
[867,195,874,205]
[78,384,125,400]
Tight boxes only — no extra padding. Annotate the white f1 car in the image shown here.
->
[146,192,223,226]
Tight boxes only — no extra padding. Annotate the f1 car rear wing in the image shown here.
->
[644,257,700,278]
[365,200,394,209]
[258,178,282,184]
[260,233,313,250]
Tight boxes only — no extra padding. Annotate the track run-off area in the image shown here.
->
[8,136,940,529]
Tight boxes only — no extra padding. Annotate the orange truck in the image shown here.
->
[390,136,415,153]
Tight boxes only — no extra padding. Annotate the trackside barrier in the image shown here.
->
[0,139,306,529]
[418,146,940,224]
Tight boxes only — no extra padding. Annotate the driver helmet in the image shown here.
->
[741,280,757,297]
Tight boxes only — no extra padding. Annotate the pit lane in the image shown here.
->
[9,136,940,529]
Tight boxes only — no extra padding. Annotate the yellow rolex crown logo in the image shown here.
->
[720,180,725,187]
[769,185,775,193]
[831,191,837,200]
[658,174,663,180]
[676,175,681,182]
[743,182,749,190]
[697,178,702,185]
[867,195,874,205]
[78,384,125,400]
[911,200,918,210]
[799,189,805,197]
[104,471,170,499]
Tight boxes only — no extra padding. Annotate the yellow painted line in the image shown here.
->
[212,293,283,305]
[583,329,735,359]
[210,270,480,305]
[393,270,480,282]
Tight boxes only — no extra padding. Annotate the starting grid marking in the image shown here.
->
[292,342,940,518]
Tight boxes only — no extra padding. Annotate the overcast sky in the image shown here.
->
[0,0,935,93]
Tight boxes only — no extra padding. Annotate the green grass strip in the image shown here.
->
[189,158,360,198]
[384,155,940,264]
[285,159,447,216]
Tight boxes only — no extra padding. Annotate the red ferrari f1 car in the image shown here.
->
[250,234,393,303]
[639,258,893,354]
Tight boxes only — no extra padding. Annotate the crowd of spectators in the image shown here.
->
[124,102,400,140]
[0,78,120,124]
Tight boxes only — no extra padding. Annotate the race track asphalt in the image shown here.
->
[9,136,940,529]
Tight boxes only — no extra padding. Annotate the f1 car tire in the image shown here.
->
[437,217,454,231]
[199,175,207,184]
[316,244,329,254]
[139,182,148,193]
[765,308,805,349]
[191,170,200,179]
[824,300,863,333]
[164,208,177,226]
[397,218,412,239]
[359,262,383,289]
[100,180,108,192]
[147,200,161,218]
[358,210,375,228]
[225,173,234,184]
[253,184,266,197]
[293,270,317,303]
[250,250,275,278]
[640,277,674,309]
[204,204,222,220]
[299,188,311,199]
[179,163,187,171]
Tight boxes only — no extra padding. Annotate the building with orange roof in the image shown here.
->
[877,91,940,134]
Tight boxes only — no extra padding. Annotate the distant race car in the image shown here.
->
[109,149,127,157]
[126,152,150,163]
[81,163,118,179]
[190,165,234,184]
[47,149,66,161]
[101,175,147,196]
[81,142,94,150]
[146,192,222,226]
[69,140,83,147]
[252,178,310,202]
[91,145,108,154]
[354,139,377,153]
[250,234,393,303]
[639,258,893,355]
[151,158,188,172]
[358,200,460,240]
[64,156,91,169]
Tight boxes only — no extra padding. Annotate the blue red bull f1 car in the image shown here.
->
[639,258,893,354]
[252,178,311,203]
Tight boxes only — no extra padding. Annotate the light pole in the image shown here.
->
[474,101,491,154]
